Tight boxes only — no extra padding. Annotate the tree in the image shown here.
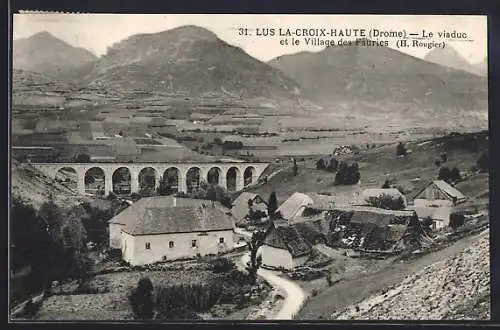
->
[247,198,254,218]
[129,277,154,320]
[39,199,64,243]
[334,162,360,185]
[435,159,442,167]
[396,142,407,156]
[80,202,113,248]
[293,158,298,176]
[381,179,391,189]
[62,206,88,254]
[267,192,278,219]
[326,157,339,172]
[450,167,462,182]
[246,224,274,284]
[440,153,447,163]
[477,152,488,172]
[438,167,453,183]
[316,158,326,170]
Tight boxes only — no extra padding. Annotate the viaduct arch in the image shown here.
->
[31,162,269,196]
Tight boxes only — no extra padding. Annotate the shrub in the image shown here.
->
[450,167,462,182]
[435,159,442,167]
[155,282,223,317]
[312,289,319,297]
[441,153,447,163]
[210,257,236,273]
[396,142,407,156]
[326,157,339,172]
[316,159,326,170]
[366,194,406,210]
[438,167,453,183]
[139,187,156,198]
[477,152,488,172]
[129,277,154,320]
[381,179,391,189]
[334,162,360,185]
[449,212,466,230]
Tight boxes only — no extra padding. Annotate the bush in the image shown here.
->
[449,212,466,230]
[396,142,407,156]
[435,159,442,167]
[366,194,406,210]
[381,179,391,189]
[312,289,319,297]
[477,152,488,172]
[438,167,453,183]
[334,162,360,185]
[326,157,339,172]
[129,277,154,319]
[155,282,223,316]
[316,159,326,170]
[450,167,462,182]
[210,257,236,273]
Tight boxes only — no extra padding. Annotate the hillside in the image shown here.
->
[11,161,92,210]
[64,25,302,100]
[268,40,487,111]
[333,229,490,320]
[13,31,97,78]
[470,58,488,77]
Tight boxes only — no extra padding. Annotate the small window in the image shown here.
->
[145,242,151,250]
[219,237,225,244]
[169,241,174,248]
[192,240,197,248]
[162,255,167,261]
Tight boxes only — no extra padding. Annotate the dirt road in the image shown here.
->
[297,230,487,320]
[238,254,307,320]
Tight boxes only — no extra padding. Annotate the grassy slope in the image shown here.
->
[246,132,488,205]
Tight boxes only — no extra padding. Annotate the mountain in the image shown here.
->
[470,58,488,77]
[424,46,473,73]
[13,31,97,78]
[268,40,487,110]
[64,25,302,99]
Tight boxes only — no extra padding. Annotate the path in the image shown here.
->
[238,254,307,320]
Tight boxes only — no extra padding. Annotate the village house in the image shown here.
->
[325,206,424,252]
[407,180,467,229]
[258,220,312,270]
[275,192,337,223]
[231,192,268,222]
[108,196,234,266]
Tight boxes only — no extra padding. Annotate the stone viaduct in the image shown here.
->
[30,162,270,196]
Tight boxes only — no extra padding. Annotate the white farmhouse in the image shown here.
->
[108,196,234,266]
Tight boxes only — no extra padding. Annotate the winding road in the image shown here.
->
[238,254,307,320]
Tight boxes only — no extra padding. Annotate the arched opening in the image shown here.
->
[55,167,77,192]
[112,167,131,196]
[159,167,179,195]
[138,167,157,192]
[186,167,201,194]
[244,166,257,186]
[207,167,222,186]
[226,166,240,192]
[84,167,105,196]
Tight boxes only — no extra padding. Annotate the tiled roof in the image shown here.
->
[125,205,233,235]
[276,192,339,222]
[109,196,233,235]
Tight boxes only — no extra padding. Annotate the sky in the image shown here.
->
[13,14,487,64]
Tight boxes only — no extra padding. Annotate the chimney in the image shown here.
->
[173,197,176,207]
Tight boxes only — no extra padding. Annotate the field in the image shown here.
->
[34,269,219,320]
[247,131,488,206]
